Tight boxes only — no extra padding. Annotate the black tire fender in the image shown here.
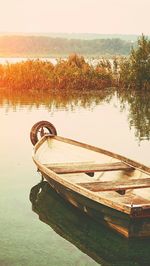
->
[30,120,57,145]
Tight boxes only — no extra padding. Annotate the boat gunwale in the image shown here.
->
[34,134,150,174]
[54,135,150,175]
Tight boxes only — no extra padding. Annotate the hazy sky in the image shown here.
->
[0,0,150,35]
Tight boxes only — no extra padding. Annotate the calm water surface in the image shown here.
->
[0,89,150,265]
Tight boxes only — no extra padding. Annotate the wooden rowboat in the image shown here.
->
[30,121,150,238]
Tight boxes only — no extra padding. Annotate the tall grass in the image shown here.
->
[0,54,114,92]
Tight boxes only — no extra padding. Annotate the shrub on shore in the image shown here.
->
[118,34,150,90]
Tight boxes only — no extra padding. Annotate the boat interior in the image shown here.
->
[34,136,150,212]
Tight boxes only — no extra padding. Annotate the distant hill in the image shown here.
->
[0,32,142,41]
[0,35,135,58]
[32,33,141,42]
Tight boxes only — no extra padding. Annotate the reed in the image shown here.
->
[0,55,114,92]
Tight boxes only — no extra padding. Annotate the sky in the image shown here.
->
[0,0,150,35]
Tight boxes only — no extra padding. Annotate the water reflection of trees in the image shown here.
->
[1,87,149,142]
[117,90,150,141]
[0,88,114,111]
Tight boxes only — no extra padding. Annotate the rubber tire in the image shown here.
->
[30,120,57,145]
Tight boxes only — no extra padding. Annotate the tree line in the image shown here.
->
[0,35,132,57]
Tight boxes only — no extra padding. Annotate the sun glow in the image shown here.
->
[0,0,150,35]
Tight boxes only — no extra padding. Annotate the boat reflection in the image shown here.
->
[30,181,150,265]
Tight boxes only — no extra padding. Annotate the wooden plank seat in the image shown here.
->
[44,161,133,174]
[77,178,150,192]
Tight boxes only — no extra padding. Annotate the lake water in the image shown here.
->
[0,57,58,65]
[0,89,150,265]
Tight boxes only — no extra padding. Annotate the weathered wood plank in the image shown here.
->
[44,162,133,174]
[77,178,150,192]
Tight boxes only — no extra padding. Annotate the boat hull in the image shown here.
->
[40,171,150,238]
